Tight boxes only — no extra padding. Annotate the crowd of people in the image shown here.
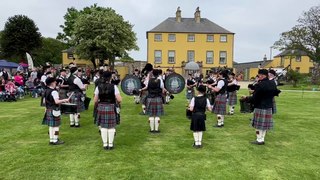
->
[2,62,281,150]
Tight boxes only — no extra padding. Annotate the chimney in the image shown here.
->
[194,7,201,23]
[176,7,181,22]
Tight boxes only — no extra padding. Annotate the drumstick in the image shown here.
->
[68,92,74,101]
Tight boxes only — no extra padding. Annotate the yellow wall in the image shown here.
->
[116,66,129,79]
[266,56,313,73]
[147,33,234,75]
[62,52,97,67]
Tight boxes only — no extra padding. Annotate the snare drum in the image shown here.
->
[61,103,77,114]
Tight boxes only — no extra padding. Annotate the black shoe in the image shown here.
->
[98,130,101,134]
[250,141,265,145]
[197,145,202,148]
[103,146,109,150]
[214,124,223,128]
[108,146,114,150]
[75,124,80,128]
[70,124,75,127]
[192,142,196,147]
[154,130,160,133]
[149,130,155,133]
[50,140,65,145]
[221,124,224,127]
[139,112,145,115]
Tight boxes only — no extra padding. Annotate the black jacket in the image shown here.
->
[247,78,277,109]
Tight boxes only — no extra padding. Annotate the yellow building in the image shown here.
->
[62,47,98,68]
[147,7,235,75]
[234,50,314,80]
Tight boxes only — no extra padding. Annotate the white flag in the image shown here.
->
[26,52,34,69]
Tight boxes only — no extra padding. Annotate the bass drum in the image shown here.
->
[121,75,141,96]
[165,73,185,94]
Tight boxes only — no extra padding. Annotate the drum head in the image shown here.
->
[165,73,185,94]
[121,75,141,96]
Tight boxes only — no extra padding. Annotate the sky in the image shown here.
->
[0,0,319,63]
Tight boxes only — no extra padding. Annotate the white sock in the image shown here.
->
[256,130,262,142]
[198,132,203,145]
[193,132,199,145]
[69,114,75,125]
[221,115,224,125]
[75,113,79,125]
[100,128,108,147]
[49,127,54,142]
[142,105,146,114]
[53,127,59,142]
[149,117,155,131]
[230,106,235,114]
[217,115,222,126]
[155,117,160,131]
[261,130,267,142]
[108,128,115,147]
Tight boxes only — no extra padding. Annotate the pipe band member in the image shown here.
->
[94,71,122,150]
[244,69,278,145]
[141,69,164,133]
[188,85,212,148]
[208,70,228,128]
[227,73,239,115]
[67,67,86,127]
[42,77,69,145]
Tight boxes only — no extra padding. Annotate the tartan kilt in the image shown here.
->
[186,89,195,100]
[140,90,148,105]
[252,108,273,130]
[228,91,237,105]
[69,92,85,113]
[93,103,97,124]
[146,97,164,117]
[42,108,61,127]
[272,97,277,114]
[95,103,117,128]
[213,93,227,115]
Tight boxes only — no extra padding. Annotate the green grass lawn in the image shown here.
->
[0,87,320,179]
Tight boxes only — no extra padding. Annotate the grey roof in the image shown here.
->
[148,18,234,34]
[233,60,272,70]
[61,47,75,53]
[274,49,308,57]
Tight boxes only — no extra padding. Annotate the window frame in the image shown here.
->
[296,56,301,62]
[154,34,162,42]
[154,50,162,64]
[220,35,227,42]
[206,51,214,64]
[187,50,195,62]
[187,34,195,42]
[207,34,214,42]
[219,51,227,64]
[67,53,74,59]
[168,34,176,42]
[168,50,175,64]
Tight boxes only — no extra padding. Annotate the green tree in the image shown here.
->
[286,69,303,87]
[274,5,320,84]
[58,4,138,69]
[0,15,42,61]
[32,37,68,66]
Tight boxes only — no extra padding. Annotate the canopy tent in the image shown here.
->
[0,60,19,69]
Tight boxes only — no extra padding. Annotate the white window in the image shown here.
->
[154,50,162,64]
[67,53,74,59]
[154,34,162,42]
[188,34,195,42]
[207,35,214,42]
[219,51,227,64]
[206,51,213,64]
[296,56,301,62]
[220,35,227,42]
[187,50,195,62]
[168,51,175,64]
[168,34,176,42]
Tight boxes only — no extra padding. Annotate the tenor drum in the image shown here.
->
[61,103,77,114]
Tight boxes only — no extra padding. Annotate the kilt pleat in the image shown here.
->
[42,108,61,127]
[228,91,237,105]
[95,103,116,128]
[146,97,164,117]
[213,93,227,115]
[69,92,85,113]
[252,108,273,130]
[190,112,206,131]
[140,91,148,105]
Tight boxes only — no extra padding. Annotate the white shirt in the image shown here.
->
[30,71,37,81]
[51,90,59,100]
[73,76,85,89]
[40,75,47,83]
[217,79,225,89]
[94,85,120,96]
[189,95,211,109]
